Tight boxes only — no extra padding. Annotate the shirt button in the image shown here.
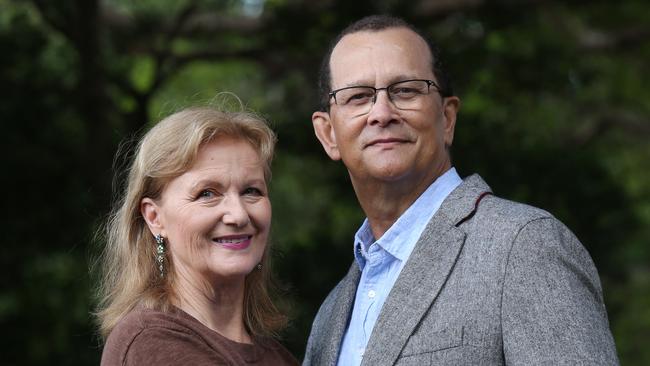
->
[368,290,376,298]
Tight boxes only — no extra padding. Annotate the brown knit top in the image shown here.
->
[101,307,299,366]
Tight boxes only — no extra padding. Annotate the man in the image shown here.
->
[304,15,618,366]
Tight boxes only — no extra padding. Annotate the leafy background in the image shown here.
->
[1,0,648,364]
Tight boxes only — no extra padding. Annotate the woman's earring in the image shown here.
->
[155,234,165,278]
[256,263,262,270]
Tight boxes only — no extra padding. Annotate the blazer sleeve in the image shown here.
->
[501,217,619,365]
[303,264,360,366]
[303,283,344,366]
[303,307,324,365]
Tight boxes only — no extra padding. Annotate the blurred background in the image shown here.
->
[1,0,649,364]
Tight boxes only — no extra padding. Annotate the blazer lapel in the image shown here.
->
[315,263,361,366]
[360,174,492,366]
[361,220,466,366]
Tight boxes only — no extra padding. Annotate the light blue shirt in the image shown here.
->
[336,168,462,366]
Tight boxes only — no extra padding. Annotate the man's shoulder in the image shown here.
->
[454,174,555,226]
[481,194,553,223]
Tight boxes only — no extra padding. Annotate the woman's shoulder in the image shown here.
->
[105,307,199,345]
[101,307,299,365]
[101,307,224,366]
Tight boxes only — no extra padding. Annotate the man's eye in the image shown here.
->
[344,91,373,105]
[392,87,418,95]
[350,92,371,100]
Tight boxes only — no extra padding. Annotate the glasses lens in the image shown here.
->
[331,80,432,116]
[388,80,430,109]
[334,87,375,115]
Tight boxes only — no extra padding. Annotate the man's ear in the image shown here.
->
[441,96,460,148]
[312,111,341,161]
[141,197,164,236]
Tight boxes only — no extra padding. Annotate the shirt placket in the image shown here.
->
[358,243,385,360]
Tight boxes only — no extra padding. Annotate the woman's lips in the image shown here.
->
[213,235,252,250]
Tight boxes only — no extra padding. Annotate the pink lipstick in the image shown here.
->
[213,235,252,250]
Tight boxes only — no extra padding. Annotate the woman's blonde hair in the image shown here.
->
[94,106,285,339]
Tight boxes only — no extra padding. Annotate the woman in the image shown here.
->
[96,106,299,365]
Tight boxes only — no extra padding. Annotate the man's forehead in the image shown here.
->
[329,27,433,85]
[333,27,427,53]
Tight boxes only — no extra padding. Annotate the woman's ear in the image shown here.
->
[141,197,164,236]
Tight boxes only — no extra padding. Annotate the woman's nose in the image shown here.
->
[221,196,250,227]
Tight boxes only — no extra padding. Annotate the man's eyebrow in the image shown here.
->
[385,75,421,84]
[336,80,373,89]
[337,75,422,89]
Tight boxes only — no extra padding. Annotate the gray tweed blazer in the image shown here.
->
[303,174,618,366]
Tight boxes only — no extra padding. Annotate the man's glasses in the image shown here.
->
[328,79,441,117]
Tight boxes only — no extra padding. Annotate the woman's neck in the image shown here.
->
[172,269,251,343]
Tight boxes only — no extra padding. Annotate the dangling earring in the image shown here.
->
[256,263,262,270]
[155,234,165,278]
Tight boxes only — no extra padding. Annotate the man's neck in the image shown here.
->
[351,165,451,240]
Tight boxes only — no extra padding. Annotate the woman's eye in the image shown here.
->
[243,187,263,196]
[198,190,215,199]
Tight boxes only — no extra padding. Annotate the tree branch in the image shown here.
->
[147,1,200,96]
[577,27,650,51]
[100,5,265,37]
[31,0,75,43]
[543,7,650,51]
[414,0,485,16]
[570,109,650,145]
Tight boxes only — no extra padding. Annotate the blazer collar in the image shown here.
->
[437,174,493,228]
[360,174,492,366]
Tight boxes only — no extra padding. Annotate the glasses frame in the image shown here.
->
[328,79,442,113]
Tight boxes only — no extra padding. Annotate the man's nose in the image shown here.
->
[367,89,398,126]
[222,196,250,227]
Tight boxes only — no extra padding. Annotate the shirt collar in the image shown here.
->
[353,167,462,269]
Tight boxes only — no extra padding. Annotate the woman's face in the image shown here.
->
[142,136,271,287]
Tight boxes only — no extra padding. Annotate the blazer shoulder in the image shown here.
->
[445,174,553,229]
[453,194,564,257]
[476,194,555,227]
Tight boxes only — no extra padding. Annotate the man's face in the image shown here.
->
[312,27,459,187]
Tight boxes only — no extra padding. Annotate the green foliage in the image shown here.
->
[2,0,649,364]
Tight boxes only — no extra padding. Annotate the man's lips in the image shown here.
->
[212,235,253,250]
[365,137,409,148]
